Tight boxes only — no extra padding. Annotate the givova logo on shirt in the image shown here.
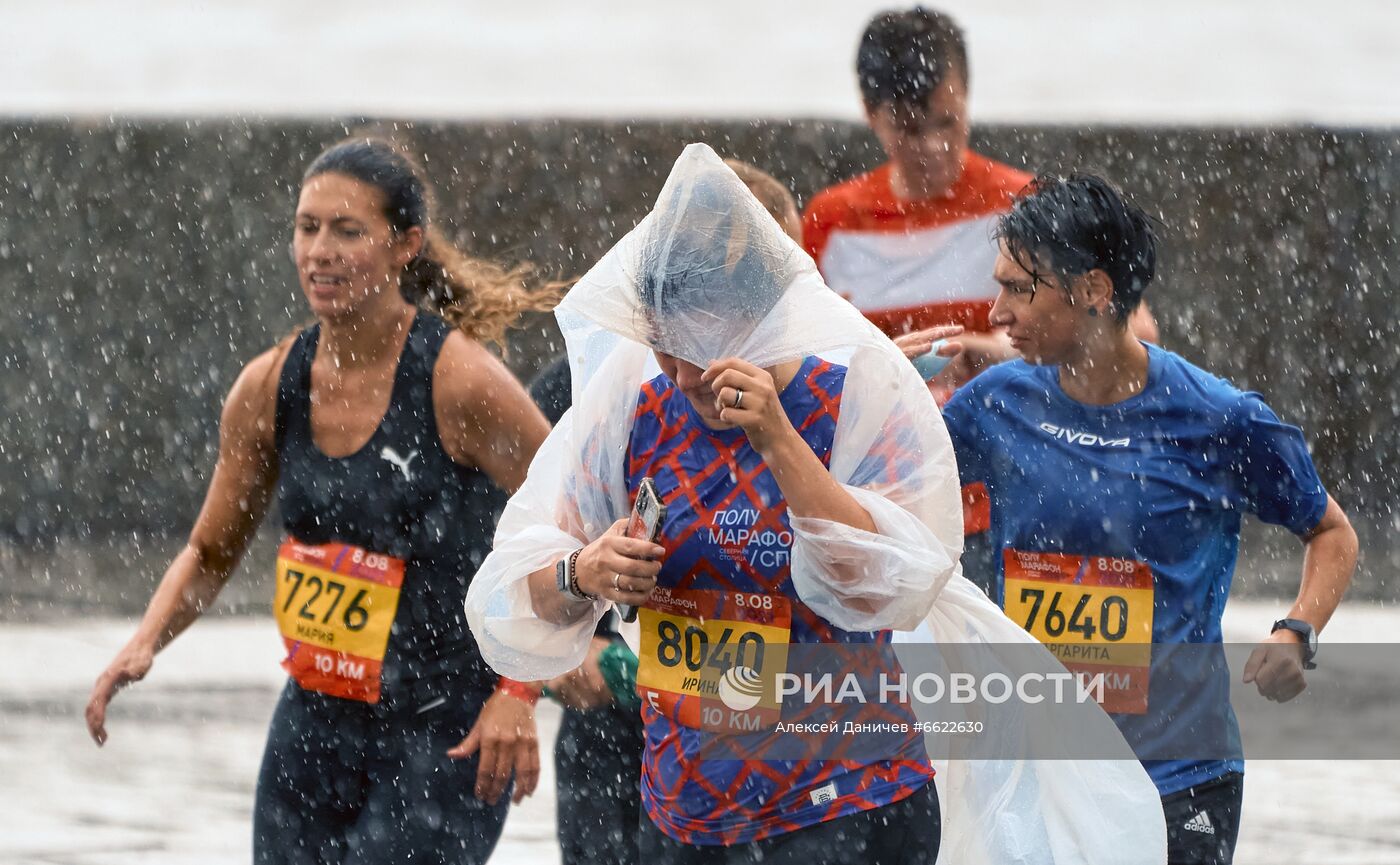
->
[707,508,793,568]
[1038,423,1131,448]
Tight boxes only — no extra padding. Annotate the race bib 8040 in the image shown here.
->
[274,537,405,703]
[637,586,791,733]
[1003,549,1154,715]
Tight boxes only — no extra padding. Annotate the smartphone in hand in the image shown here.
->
[618,477,666,623]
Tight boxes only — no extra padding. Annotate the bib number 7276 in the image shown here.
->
[274,538,406,704]
[280,568,371,632]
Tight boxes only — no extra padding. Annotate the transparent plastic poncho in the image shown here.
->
[465,144,1166,864]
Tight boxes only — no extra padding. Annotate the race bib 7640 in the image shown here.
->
[1003,549,1154,714]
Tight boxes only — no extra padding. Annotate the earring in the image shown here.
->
[1088,307,1099,318]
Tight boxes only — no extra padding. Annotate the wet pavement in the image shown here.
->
[3,605,1398,863]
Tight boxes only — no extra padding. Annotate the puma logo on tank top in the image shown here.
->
[379,446,418,482]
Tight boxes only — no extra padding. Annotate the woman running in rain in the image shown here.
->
[85,138,558,864]
[938,173,1358,865]
[466,144,1169,865]
[530,156,808,865]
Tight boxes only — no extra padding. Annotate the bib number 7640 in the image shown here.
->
[1002,549,1155,714]
[1017,586,1130,642]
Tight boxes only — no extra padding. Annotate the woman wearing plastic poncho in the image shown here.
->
[466,144,1167,865]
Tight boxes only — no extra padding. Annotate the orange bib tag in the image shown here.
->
[637,587,791,733]
[1003,549,1154,714]
[274,538,406,703]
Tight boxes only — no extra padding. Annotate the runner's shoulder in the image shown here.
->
[961,151,1035,204]
[636,371,675,412]
[235,339,296,403]
[433,326,520,410]
[966,357,1043,397]
[1146,344,1259,418]
[803,164,890,223]
[809,355,849,388]
[220,339,296,443]
[942,359,1042,426]
[1143,344,1298,451]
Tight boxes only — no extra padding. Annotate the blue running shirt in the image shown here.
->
[942,344,1328,795]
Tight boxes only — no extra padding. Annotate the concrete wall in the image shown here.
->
[2,119,1395,603]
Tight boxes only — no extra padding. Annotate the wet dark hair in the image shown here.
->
[856,7,968,109]
[303,138,562,346]
[995,173,1158,325]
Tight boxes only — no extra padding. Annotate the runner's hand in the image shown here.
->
[702,357,795,454]
[447,689,540,805]
[575,519,664,605]
[544,636,614,710]
[894,325,964,360]
[85,643,155,746]
[1242,629,1309,702]
[931,330,1017,389]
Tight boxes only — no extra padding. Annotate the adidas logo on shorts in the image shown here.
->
[1183,811,1216,836]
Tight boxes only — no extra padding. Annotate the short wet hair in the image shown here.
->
[857,7,968,109]
[995,174,1158,324]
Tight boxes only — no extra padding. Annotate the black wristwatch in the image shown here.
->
[1271,618,1318,670]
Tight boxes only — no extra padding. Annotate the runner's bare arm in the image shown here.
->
[893,324,964,359]
[1289,496,1358,633]
[931,329,1016,388]
[85,346,284,744]
[900,305,1154,381]
[434,334,557,800]
[144,348,283,647]
[1243,496,1358,701]
[522,520,664,625]
[434,332,550,495]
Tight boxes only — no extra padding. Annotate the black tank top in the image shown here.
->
[275,313,504,701]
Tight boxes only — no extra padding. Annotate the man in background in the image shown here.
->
[803,7,1157,592]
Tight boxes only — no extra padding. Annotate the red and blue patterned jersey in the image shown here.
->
[627,355,934,846]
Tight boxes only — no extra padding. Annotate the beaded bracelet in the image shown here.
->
[566,548,595,600]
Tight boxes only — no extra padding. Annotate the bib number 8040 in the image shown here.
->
[655,621,766,673]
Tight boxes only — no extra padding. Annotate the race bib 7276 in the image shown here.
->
[274,538,405,703]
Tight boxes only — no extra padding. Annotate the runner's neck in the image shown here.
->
[318,302,418,372]
[1057,330,1150,407]
[768,358,806,394]
[887,158,962,203]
